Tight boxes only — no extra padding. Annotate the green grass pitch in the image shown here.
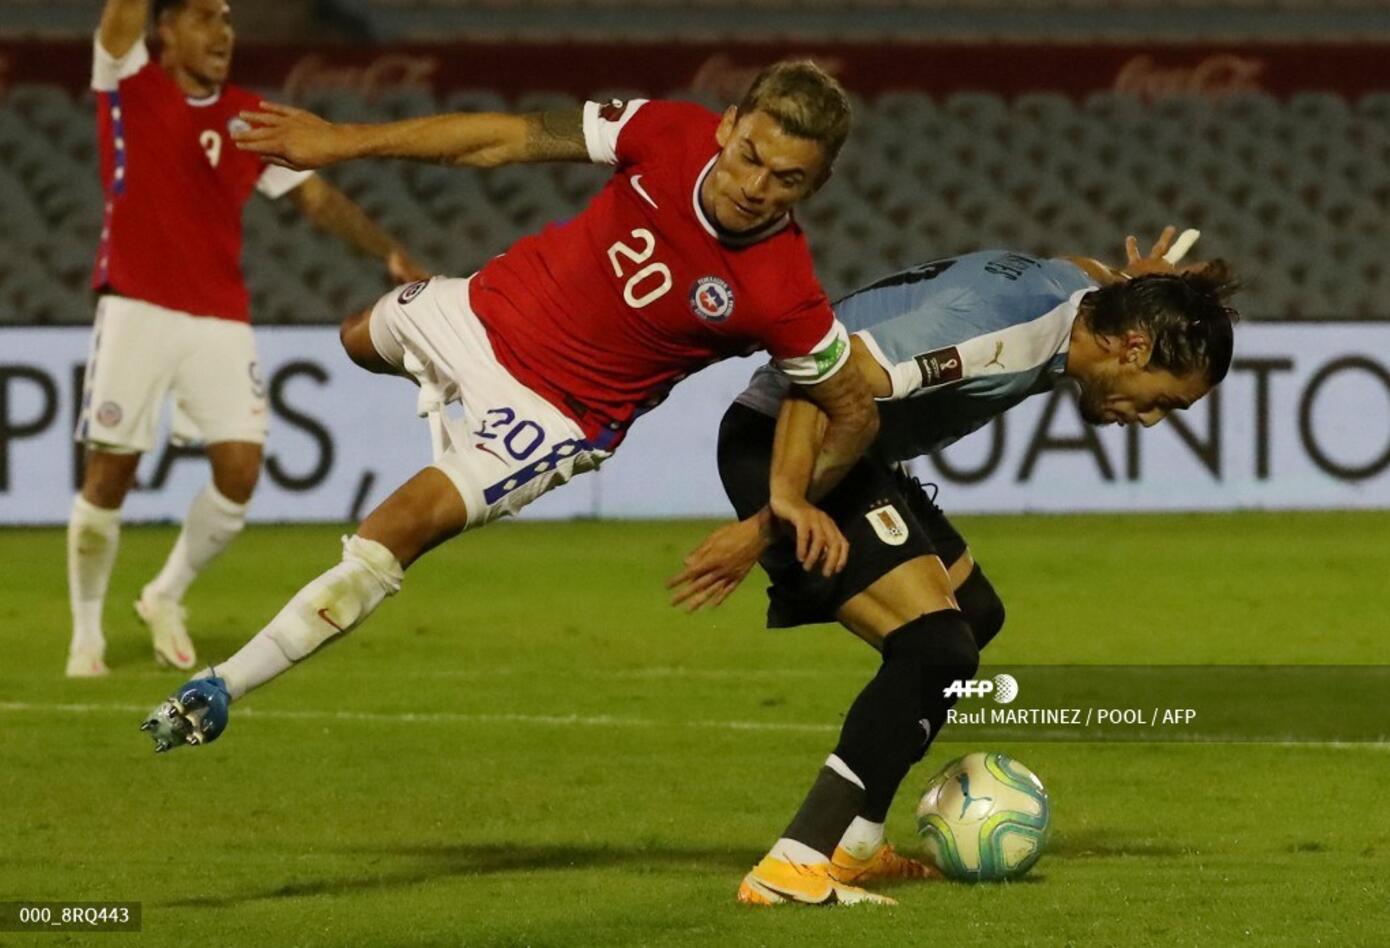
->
[2,512,1388,946]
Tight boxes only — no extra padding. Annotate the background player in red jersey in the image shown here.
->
[66,0,427,678]
[140,62,882,753]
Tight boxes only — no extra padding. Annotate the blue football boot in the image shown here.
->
[139,675,230,753]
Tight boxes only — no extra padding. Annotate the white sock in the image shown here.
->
[67,495,121,652]
[837,816,886,860]
[214,535,403,700]
[145,483,248,603]
[769,837,832,865]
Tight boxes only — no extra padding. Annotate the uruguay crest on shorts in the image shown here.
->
[866,502,910,546]
[689,276,734,323]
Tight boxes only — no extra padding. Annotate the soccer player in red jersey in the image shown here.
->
[141,63,881,755]
[67,0,426,678]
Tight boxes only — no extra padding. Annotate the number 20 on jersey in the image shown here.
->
[607,229,672,309]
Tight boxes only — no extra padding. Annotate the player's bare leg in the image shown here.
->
[206,441,262,506]
[141,467,467,751]
[339,306,405,377]
[66,447,140,677]
[836,554,959,651]
[740,556,961,904]
[138,441,263,671]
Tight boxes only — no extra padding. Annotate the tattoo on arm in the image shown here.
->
[800,367,879,501]
[521,109,589,163]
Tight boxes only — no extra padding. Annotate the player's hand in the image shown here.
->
[1121,225,1204,278]
[233,102,348,170]
[1121,225,1178,277]
[666,516,768,612]
[388,250,430,284]
[770,494,849,578]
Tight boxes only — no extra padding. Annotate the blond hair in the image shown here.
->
[737,60,852,165]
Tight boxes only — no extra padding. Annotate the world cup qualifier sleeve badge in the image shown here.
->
[689,276,735,323]
[866,502,910,546]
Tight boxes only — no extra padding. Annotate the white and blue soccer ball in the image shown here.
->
[915,751,1050,882]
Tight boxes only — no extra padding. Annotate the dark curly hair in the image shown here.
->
[1082,262,1241,386]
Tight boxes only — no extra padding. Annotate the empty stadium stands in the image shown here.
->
[2,83,1387,324]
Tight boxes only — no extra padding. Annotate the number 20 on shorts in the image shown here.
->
[474,407,547,461]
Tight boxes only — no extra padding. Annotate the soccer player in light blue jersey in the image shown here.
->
[670,231,1240,905]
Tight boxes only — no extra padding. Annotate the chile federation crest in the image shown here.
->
[689,276,735,323]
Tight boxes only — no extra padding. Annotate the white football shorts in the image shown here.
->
[76,295,268,453]
[367,276,606,526]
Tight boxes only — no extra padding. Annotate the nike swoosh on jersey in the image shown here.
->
[630,175,659,209]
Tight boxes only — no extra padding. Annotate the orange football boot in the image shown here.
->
[737,854,897,906]
[828,842,940,885]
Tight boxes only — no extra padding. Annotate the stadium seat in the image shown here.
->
[5,82,1388,321]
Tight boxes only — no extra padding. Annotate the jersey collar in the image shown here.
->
[692,155,791,248]
[186,88,223,107]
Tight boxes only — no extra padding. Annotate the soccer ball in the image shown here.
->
[915,751,1050,882]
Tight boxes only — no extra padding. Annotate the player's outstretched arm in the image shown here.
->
[97,0,149,58]
[233,102,590,172]
[666,513,774,612]
[287,175,429,283]
[1064,224,1206,284]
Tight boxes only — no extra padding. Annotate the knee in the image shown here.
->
[936,619,981,682]
[338,310,360,352]
[884,610,981,683]
[955,566,1006,650]
[211,453,261,504]
[80,450,139,508]
[339,309,376,369]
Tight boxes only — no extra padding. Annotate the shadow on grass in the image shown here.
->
[157,842,759,909]
[1048,830,1191,859]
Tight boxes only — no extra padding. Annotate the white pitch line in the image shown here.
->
[0,701,1385,748]
[0,701,837,734]
[94,666,853,682]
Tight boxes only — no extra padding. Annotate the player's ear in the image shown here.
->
[809,162,834,195]
[715,106,738,148]
[155,9,177,47]
[1121,330,1153,369]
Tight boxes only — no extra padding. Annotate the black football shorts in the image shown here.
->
[717,402,968,628]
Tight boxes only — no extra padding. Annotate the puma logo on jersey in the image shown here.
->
[984,341,1006,370]
[629,175,659,209]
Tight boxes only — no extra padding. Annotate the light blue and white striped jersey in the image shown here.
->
[735,250,1098,463]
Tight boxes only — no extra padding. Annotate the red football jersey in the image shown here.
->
[468,99,849,449]
[90,37,310,322]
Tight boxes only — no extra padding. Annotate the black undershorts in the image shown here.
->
[717,402,968,628]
